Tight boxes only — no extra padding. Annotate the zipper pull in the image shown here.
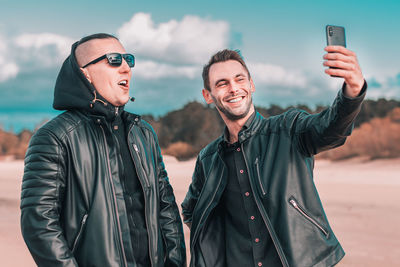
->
[133,143,139,153]
[115,107,119,116]
[289,199,298,208]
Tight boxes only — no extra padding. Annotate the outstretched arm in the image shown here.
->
[323,45,365,97]
[288,46,367,156]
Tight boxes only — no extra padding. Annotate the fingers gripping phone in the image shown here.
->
[326,25,346,77]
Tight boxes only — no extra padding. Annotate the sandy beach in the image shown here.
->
[1,157,399,266]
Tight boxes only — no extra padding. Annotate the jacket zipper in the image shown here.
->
[254,157,266,196]
[100,125,128,267]
[288,197,329,237]
[71,213,88,253]
[132,143,150,188]
[191,155,225,262]
[127,123,154,267]
[241,144,289,267]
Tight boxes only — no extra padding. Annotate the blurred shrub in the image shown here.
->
[318,107,400,160]
[162,141,197,161]
[0,129,32,159]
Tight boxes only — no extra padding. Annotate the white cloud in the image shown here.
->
[0,35,19,82]
[0,58,18,82]
[134,60,199,79]
[248,62,308,88]
[14,33,74,67]
[117,13,229,64]
[364,73,400,100]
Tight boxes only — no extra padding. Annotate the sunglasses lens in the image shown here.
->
[107,53,123,66]
[105,53,135,68]
[123,54,135,68]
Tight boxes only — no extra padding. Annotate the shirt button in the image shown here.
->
[245,192,250,197]
[258,262,263,266]
[255,238,260,243]
[239,169,244,174]
[250,216,255,220]
[236,147,241,152]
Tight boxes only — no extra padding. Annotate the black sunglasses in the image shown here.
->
[82,53,135,68]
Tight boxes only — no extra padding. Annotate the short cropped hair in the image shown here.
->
[77,33,118,46]
[202,49,251,91]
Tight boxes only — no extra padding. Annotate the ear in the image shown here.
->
[80,67,92,83]
[250,78,255,93]
[202,88,214,104]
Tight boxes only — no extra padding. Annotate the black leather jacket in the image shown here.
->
[20,41,186,267]
[182,86,366,267]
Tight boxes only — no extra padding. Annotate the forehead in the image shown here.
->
[208,60,248,83]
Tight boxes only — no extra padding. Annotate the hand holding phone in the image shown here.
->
[323,25,364,97]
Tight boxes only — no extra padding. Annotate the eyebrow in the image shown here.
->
[214,74,246,86]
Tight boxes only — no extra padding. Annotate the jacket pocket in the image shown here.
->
[288,196,329,237]
[72,213,88,253]
[255,157,267,197]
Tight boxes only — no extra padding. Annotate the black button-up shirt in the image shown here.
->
[221,112,281,267]
[113,115,150,266]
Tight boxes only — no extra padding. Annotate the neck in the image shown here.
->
[221,106,255,144]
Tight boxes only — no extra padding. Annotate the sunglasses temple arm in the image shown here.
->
[82,55,107,68]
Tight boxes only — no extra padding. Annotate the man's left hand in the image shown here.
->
[323,46,364,98]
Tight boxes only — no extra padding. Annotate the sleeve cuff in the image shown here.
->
[341,79,368,100]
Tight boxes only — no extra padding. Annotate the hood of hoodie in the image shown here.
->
[53,41,124,121]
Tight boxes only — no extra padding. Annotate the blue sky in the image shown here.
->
[1,0,399,132]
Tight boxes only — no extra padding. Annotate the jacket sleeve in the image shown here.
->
[181,155,204,229]
[154,134,187,267]
[20,128,78,267]
[288,82,367,156]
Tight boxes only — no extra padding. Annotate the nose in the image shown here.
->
[229,82,240,95]
[119,58,131,73]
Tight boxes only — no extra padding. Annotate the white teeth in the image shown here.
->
[228,97,242,103]
[118,80,127,86]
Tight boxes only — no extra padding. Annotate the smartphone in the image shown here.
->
[326,25,346,47]
[326,25,346,76]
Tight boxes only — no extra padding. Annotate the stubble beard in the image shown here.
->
[212,95,253,121]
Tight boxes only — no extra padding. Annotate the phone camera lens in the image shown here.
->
[329,28,333,36]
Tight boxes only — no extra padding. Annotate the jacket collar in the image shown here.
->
[219,110,262,150]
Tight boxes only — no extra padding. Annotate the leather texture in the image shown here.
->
[21,110,186,267]
[182,87,366,267]
[20,39,186,267]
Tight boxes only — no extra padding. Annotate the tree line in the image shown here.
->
[1,98,399,160]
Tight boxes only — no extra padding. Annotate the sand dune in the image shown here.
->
[1,157,399,266]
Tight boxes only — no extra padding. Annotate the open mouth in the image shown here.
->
[118,79,129,89]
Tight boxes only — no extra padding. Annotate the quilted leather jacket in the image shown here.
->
[20,41,186,267]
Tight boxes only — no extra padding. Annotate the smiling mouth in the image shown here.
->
[226,96,244,103]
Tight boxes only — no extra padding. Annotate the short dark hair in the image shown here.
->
[77,33,118,46]
[202,49,251,91]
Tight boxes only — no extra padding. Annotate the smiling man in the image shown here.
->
[20,33,186,267]
[181,48,366,267]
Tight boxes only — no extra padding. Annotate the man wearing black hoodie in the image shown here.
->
[20,33,186,267]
